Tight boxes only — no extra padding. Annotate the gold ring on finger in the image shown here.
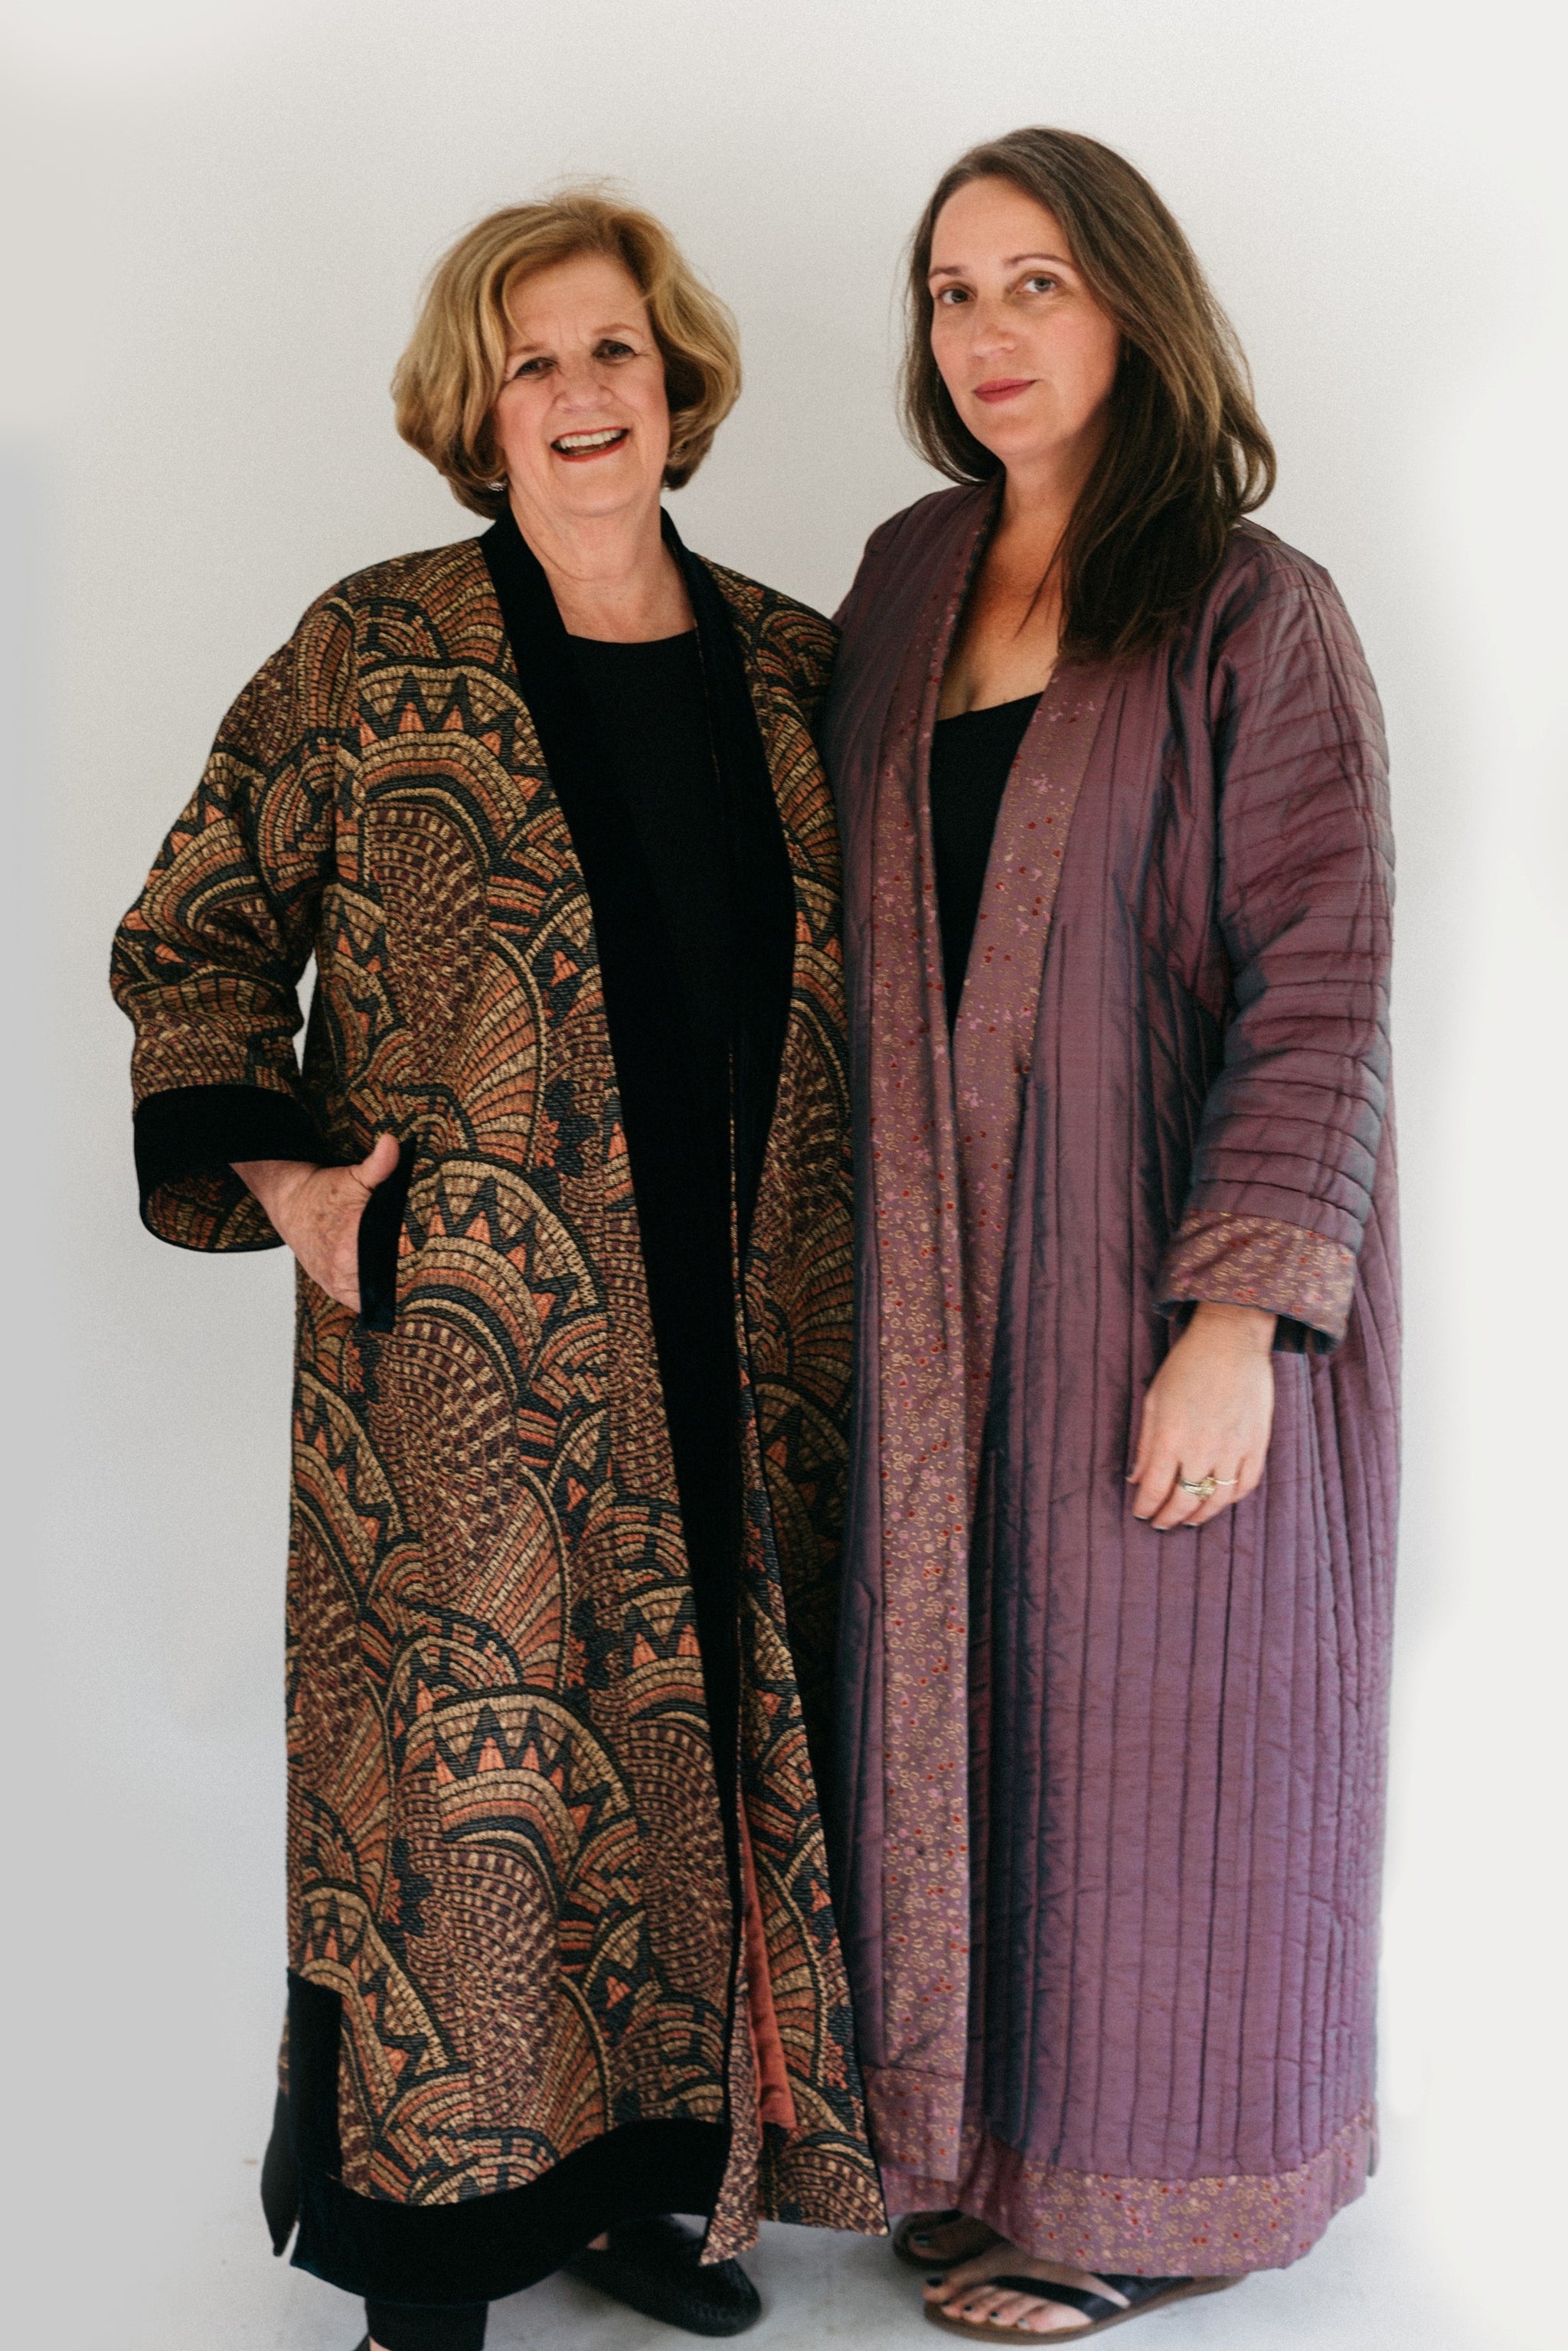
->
[1177,1473,1218,1500]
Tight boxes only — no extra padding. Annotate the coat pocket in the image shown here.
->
[355,1135,417,1334]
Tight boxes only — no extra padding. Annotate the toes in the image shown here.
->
[929,2281,1089,2335]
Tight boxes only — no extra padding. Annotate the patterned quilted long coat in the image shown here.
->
[826,487,1400,2278]
[111,520,884,2304]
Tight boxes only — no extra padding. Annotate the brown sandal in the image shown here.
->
[924,2269,1241,2339]
[893,2209,1002,2274]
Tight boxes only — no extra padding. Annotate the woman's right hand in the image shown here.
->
[231,1132,400,1313]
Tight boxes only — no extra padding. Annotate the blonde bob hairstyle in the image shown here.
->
[394,190,742,516]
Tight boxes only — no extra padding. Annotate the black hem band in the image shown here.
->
[275,1971,729,2305]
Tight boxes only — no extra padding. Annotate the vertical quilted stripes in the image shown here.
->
[827,495,1398,2273]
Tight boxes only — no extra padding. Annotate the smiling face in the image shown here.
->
[491,250,671,535]
[927,175,1122,486]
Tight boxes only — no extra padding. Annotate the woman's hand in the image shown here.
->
[231,1133,400,1314]
[1128,1301,1277,1530]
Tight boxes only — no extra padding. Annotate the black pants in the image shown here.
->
[364,2299,487,2351]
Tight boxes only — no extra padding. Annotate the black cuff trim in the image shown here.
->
[133,1084,328,1235]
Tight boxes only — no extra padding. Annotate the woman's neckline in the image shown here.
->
[567,627,699,649]
[934,688,1043,724]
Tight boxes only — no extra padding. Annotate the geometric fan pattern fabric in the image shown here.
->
[111,538,883,2254]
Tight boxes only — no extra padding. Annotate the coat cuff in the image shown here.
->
[132,1083,328,1252]
[1155,1209,1356,1348]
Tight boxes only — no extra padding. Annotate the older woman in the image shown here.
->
[112,192,883,2351]
[826,132,1396,2339]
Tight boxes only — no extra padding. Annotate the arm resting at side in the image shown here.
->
[1156,542,1393,1353]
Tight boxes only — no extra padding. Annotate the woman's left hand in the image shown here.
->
[1128,1301,1276,1529]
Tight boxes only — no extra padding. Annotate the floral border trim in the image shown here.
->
[1157,1210,1356,1344]
[881,2104,1374,2277]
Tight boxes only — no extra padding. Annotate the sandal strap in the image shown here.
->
[1097,2275,1188,2304]
[986,2279,1115,2322]
[983,2273,1190,2324]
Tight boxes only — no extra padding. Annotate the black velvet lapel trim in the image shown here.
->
[276,1972,728,2303]
[664,518,795,1253]
[477,507,792,1248]
[132,1083,328,1244]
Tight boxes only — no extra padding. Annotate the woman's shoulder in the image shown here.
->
[1193,525,1383,743]
[305,534,493,632]
[833,482,991,643]
[1203,521,1359,643]
[697,557,838,695]
[847,482,988,589]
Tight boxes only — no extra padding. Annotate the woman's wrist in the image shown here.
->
[1186,1300,1277,1353]
[230,1156,317,1229]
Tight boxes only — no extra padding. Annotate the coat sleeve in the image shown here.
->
[1155,545,1393,1350]
[109,591,357,1251]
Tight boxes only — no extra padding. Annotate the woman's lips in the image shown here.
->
[551,427,631,461]
[972,378,1033,404]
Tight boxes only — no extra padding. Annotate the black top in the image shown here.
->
[929,691,1040,1026]
[567,630,732,1043]
[561,626,743,1824]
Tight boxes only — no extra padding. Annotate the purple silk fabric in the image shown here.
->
[825,486,1399,2274]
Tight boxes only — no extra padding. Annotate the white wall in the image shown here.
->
[2,5,1563,2347]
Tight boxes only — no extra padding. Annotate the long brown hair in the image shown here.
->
[903,129,1276,658]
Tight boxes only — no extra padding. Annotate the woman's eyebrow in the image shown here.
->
[508,318,645,351]
[929,251,1073,280]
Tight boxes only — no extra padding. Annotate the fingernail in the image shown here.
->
[924,2275,944,2287]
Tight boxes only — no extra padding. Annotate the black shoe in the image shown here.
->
[567,2213,762,2336]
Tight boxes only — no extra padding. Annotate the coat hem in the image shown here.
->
[880,2103,1375,2276]
[288,2102,731,2304]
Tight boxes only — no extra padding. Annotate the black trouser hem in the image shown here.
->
[364,2297,487,2351]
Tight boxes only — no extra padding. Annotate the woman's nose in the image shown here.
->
[554,354,612,404]
[968,300,1016,355]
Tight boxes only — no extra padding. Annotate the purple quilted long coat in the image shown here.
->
[825,485,1399,2275]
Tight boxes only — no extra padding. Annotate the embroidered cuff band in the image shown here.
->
[1156,1209,1356,1347]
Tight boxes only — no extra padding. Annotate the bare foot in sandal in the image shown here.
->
[923,2243,1241,2337]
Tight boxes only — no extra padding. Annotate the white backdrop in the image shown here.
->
[2,5,1563,2349]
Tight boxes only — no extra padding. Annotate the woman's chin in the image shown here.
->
[959,411,1042,463]
[523,463,658,522]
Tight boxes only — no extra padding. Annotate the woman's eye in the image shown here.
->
[598,339,634,359]
[935,286,970,307]
[1023,274,1058,294]
[510,356,550,379]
